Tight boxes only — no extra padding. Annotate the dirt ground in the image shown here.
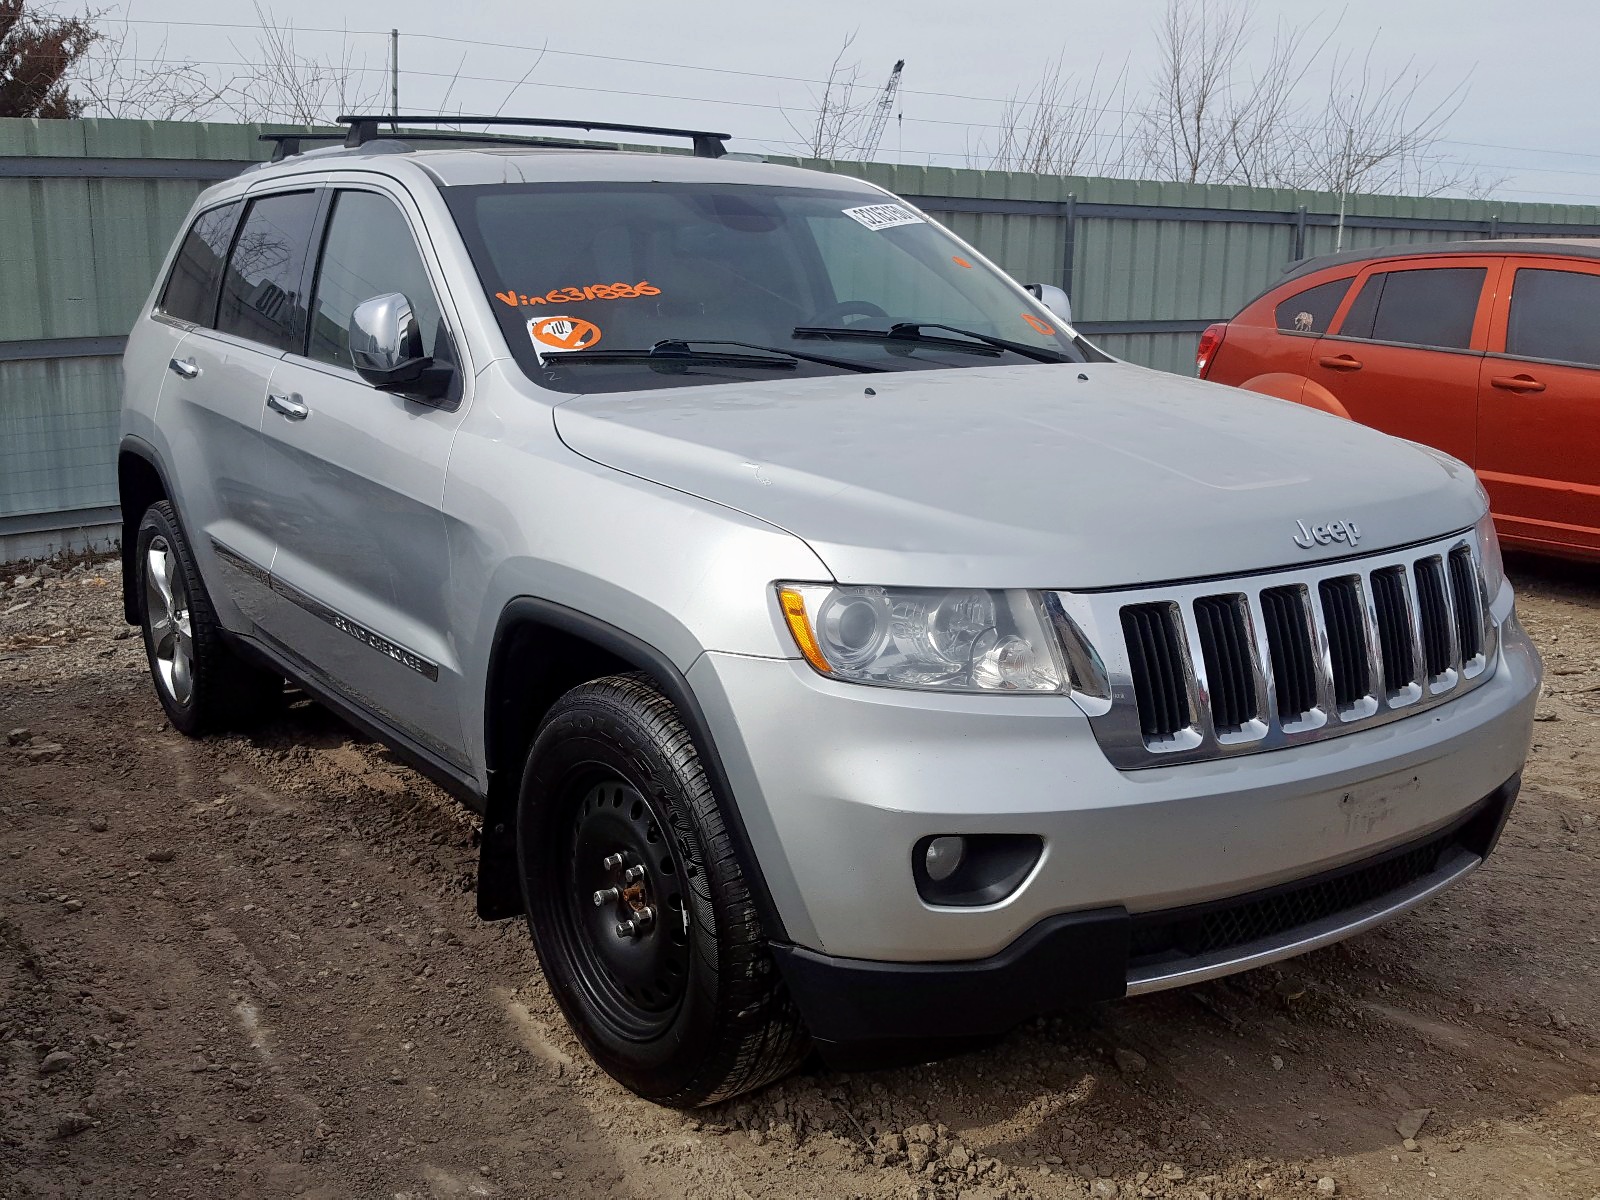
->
[1,555,1597,1200]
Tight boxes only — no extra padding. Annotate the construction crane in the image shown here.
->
[858,59,904,160]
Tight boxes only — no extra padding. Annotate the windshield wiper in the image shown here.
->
[549,339,884,374]
[793,321,1072,364]
[550,340,798,371]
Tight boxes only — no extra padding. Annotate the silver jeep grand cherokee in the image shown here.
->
[117,116,1541,1107]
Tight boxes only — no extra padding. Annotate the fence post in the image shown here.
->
[1293,205,1308,262]
[1488,214,1500,240]
[1061,193,1077,300]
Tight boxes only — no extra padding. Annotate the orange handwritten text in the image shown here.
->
[494,282,661,308]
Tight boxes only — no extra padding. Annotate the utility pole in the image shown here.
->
[390,29,400,131]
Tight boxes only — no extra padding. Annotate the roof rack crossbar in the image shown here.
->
[336,114,730,158]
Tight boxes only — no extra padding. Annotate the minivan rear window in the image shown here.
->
[1506,267,1600,367]
[1337,267,1485,351]
[158,201,240,326]
[1274,277,1351,335]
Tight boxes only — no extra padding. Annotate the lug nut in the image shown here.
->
[601,853,624,870]
[632,905,655,929]
[614,920,636,939]
[622,865,646,883]
[592,887,619,906]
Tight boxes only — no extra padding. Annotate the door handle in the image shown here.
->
[266,392,309,420]
[1490,374,1545,394]
[168,357,200,379]
[1316,354,1363,371]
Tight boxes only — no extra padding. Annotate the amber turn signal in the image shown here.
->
[777,587,833,675]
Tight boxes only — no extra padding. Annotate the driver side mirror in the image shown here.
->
[1023,282,1072,325]
[349,293,452,401]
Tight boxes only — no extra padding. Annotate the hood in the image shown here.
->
[552,362,1484,590]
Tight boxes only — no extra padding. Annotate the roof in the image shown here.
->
[240,142,881,193]
[1282,237,1600,282]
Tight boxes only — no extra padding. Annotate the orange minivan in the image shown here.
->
[1202,239,1600,561]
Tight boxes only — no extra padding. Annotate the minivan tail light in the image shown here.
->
[1195,322,1228,378]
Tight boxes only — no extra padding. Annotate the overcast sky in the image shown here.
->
[100,0,1600,205]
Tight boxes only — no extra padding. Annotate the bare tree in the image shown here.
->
[1137,0,1253,183]
[788,34,884,159]
[978,55,1131,176]
[74,22,231,119]
[216,3,385,124]
[1297,42,1483,198]
[74,3,387,123]
[1,0,97,117]
[1134,0,1483,197]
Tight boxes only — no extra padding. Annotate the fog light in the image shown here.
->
[924,835,966,882]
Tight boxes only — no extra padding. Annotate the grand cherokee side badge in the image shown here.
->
[1294,518,1360,550]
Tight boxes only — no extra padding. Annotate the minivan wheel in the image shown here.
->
[135,501,282,735]
[517,673,809,1107]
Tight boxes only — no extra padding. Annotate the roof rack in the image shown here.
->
[336,115,731,158]
[258,129,606,161]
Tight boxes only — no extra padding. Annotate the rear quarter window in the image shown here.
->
[157,201,241,326]
[1273,277,1351,334]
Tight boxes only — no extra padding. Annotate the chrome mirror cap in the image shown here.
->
[350,292,424,375]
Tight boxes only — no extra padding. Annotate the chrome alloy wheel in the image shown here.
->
[144,534,195,706]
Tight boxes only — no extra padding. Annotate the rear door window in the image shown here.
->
[1273,277,1351,334]
[1336,266,1486,350]
[158,201,241,326]
[215,190,320,353]
[1505,267,1600,367]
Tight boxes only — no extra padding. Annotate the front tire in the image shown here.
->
[135,501,281,735]
[516,673,809,1106]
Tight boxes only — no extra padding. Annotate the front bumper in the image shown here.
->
[689,608,1538,961]
[687,605,1537,1044]
[770,775,1516,1045]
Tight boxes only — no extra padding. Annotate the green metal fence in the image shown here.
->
[4,117,1600,561]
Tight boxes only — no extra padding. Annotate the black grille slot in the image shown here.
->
[1448,547,1483,661]
[1318,576,1371,710]
[1121,603,1192,740]
[1414,557,1453,679]
[1260,585,1318,720]
[1193,594,1258,732]
[1370,566,1416,695]
[1128,834,1452,962]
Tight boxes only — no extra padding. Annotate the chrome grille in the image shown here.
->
[1053,530,1499,769]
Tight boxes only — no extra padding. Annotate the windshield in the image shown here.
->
[445,181,1095,391]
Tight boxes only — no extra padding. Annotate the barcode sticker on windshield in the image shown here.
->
[842,203,924,232]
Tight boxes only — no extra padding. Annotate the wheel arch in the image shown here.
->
[1239,372,1351,420]
[117,437,173,624]
[476,596,788,942]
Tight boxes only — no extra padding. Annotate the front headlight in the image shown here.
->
[777,584,1066,692]
[1475,509,1506,600]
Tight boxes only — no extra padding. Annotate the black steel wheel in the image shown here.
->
[560,775,693,1039]
[516,673,809,1106]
